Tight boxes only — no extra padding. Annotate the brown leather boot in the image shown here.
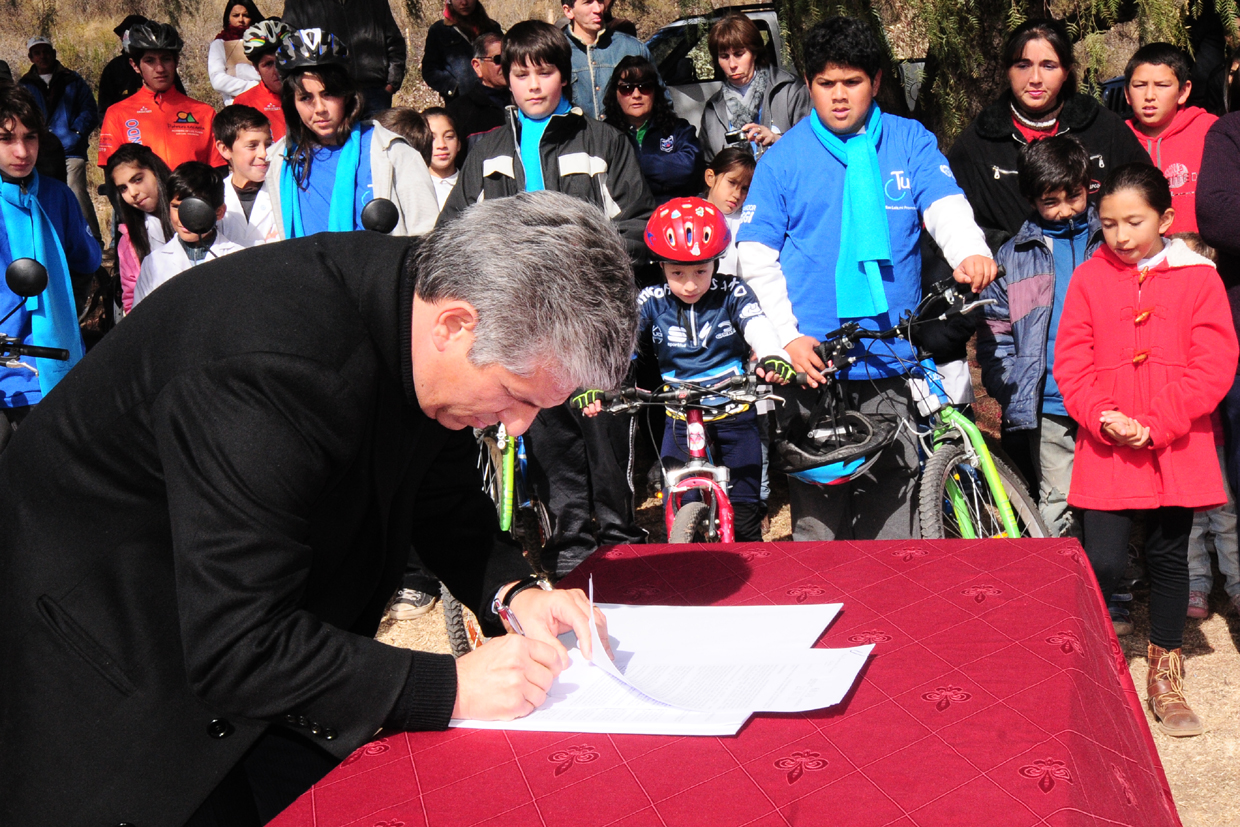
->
[1146,643,1203,737]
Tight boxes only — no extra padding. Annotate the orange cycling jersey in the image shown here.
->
[99,86,225,169]
[233,83,286,142]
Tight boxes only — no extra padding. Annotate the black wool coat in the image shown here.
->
[947,91,1149,250]
[0,233,531,825]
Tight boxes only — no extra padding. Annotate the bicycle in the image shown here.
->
[440,424,552,656]
[584,373,786,543]
[784,278,1048,540]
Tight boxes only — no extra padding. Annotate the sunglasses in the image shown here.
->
[483,55,502,65]
[617,82,656,95]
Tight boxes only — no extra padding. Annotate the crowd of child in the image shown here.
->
[2,3,1239,746]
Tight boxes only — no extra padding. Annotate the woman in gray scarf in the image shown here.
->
[698,14,810,162]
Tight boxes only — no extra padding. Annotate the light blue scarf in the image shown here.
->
[280,123,363,238]
[518,98,571,192]
[0,173,84,395]
[809,103,891,319]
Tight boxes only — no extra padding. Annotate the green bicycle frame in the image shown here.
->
[497,426,515,532]
[935,407,1021,539]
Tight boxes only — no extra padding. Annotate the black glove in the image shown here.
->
[758,356,796,383]
[570,388,605,410]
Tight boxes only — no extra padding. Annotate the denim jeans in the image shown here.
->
[1187,445,1240,596]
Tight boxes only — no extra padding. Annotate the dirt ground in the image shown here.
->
[380,459,1240,826]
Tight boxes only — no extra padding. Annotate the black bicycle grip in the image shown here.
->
[16,343,69,360]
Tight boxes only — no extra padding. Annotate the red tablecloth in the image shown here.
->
[270,539,1180,827]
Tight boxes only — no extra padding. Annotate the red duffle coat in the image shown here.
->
[1054,238,1239,511]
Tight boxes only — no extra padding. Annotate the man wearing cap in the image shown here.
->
[97,13,189,119]
[20,36,102,241]
[98,21,224,171]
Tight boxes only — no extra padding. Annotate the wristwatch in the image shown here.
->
[490,574,552,635]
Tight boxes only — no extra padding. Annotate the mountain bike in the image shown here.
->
[441,424,551,656]
[792,278,1048,539]
[587,374,785,543]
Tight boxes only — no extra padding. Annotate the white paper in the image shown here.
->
[448,577,872,735]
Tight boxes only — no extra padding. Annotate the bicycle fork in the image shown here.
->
[937,407,1021,538]
[664,408,735,542]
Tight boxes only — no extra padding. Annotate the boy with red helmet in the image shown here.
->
[584,197,793,541]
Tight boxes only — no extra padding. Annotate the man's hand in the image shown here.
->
[785,335,827,388]
[451,635,564,720]
[952,255,998,293]
[508,585,613,663]
[756,355,796,385]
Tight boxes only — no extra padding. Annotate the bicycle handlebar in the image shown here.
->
[595,374,783,413]
[2,339,69,361]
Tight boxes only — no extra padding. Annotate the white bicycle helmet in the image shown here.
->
[276,27,350,76]
[243,19,292,59]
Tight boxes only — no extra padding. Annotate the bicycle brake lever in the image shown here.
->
[3,358,37,375]
[959,298,997,315]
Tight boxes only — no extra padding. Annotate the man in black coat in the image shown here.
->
[282,0,407,113]
[0,192,635,825]
[446,31,512,141]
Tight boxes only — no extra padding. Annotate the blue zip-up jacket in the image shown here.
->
[977,207,1103,431]
[564,27,654,120]
[20,64,98,159]
[626,117,701,199]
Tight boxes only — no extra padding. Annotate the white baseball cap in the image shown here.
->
[27,36,52,51]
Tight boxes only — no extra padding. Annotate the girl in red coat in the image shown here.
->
[1055,163,1239,738]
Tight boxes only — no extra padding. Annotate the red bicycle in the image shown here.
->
[588,374,783,543]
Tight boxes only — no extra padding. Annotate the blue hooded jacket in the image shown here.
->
[20,64,99,159]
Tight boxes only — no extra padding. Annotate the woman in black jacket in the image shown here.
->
[602,55,702,200]
[948,18,1147,250]
[421,0,502,100]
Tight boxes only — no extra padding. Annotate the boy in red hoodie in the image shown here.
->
[1125,42,1217,233]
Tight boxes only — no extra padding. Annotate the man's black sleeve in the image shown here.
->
[152,351,449,752]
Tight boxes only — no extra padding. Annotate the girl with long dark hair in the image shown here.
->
[105,143,173,314]
[208,0,264,104]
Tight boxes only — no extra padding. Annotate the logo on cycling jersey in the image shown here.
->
[740,303,762,319]
[884,170,911,201]
[659,136,675,153]
[651,324,664,343]
[666,321,711,346]
[715,321,736,339]
[940,164,955,180]
[175,112,199,124]
[135,106,152,114]
[125,118,142,142]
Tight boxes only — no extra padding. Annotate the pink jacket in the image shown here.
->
[117,225,141,314]
[1054,238,1238,510]
[1126,106,1217,233]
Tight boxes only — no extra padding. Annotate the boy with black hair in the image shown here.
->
[737,16,994,540]
[1125,42,1216,233]
[98,21,224,172]
[977,136,1102,541]
[441,19,655,577]
[132,161,243,307]
[0,84,100,450]
[213,104,276,246]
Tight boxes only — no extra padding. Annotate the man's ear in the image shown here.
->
[429,300,480,352]
[1178,79,1192,106]
[871,68,882,98]
[129,58,140,73]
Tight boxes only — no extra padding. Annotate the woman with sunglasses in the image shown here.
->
[603,55,701,199]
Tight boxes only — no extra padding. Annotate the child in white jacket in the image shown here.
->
[214,104,278,246]
[133,162,244,308]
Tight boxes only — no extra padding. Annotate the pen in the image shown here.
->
[497,602,526,636]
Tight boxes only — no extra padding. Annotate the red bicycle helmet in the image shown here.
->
[645,197,731,263]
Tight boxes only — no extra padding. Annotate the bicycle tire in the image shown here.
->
[476,433,505,525]
[669,501,713,543]
[919,441,1049,539]
[441,584,487,658]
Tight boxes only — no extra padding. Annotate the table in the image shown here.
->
[270,539,1181,827]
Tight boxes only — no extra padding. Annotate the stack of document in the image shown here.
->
[450,582,873,736]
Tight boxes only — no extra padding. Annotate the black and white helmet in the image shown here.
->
[126,21,184,56]
[276,27,349,76]
[243,18,293,59]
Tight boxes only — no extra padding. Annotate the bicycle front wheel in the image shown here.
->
[919,441,1048,539]
[669,501,713,543]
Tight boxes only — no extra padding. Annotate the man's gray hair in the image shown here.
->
[415,191,638,390]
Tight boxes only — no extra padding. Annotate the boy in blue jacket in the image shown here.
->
[736,17,994,540]
[20,36,101,241]
[977,136,1102,539]
[0,84,101,451]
